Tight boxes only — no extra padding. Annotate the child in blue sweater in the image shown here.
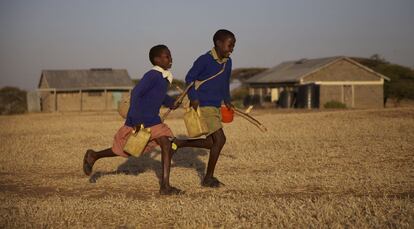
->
[175,29,236,187]
[83,45,182,195]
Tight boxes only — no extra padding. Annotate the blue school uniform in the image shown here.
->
[125,68,174,128]
[185,48,232,107]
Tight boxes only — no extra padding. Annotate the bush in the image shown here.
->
[0,87,27,115]
[353,56,414,101]
[324,100,347,109]
[243,95,261,107]
[232,100,245,109]
[231,87,249,101]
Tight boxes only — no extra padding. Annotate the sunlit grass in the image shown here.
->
[0,108,413,227]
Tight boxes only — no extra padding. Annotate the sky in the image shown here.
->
[1,0,413,90]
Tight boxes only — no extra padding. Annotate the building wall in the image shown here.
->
[57,92,82,111]
[303,59,381,82]
[40,90,129,112]
[39,75,48,88]
[319,84,383,108]
[39,75,54,112]
[80,91,128,111]
[81,91,106,111]
[40,92,55,112]
[354,85,383,108]
[319,85,343,107]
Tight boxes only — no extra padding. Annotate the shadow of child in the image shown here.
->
[171,147,207,181]
[89,151,162,183]
[89,135,208,184]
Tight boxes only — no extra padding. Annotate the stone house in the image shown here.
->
[37,68,133,112]
[245,57,390,108]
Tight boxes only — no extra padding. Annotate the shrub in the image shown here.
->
[243,95,261,107]
[0,87,27,115]
[231,87,249,101]
[353,56,414,101]
[232,100,244,109]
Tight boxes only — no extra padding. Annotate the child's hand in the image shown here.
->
[190,100,200,110]
[170,102,180,110]
[172,100,182,110]
[225,102,234,110]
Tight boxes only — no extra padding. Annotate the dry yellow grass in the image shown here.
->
[0,108,413,228]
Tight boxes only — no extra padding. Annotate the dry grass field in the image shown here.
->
[0,107,413,228]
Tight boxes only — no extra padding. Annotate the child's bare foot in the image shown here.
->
[202,177,224,188]
[83,149,96,176]
[159,186,183,195]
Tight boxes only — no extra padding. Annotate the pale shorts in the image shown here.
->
[199,106,222,136]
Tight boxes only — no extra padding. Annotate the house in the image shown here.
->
[244,56,390,109]
[37,68,134,112]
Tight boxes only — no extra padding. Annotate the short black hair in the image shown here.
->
[149,44,169,65]
[213,29,235,46]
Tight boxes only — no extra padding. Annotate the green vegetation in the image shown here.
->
[231,87,249,101]
[353,55,414,103]
[230,68,268,107]
[0,87,27,115]
[324,100,347,109]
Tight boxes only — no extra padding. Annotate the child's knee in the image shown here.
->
[206,136,214,147]
[157,137,171,149]
[213,133,226,147]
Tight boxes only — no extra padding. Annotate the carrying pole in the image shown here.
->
[161,82,194,121]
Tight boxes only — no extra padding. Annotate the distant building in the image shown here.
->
[37,68,133,112]
[245,56,390,109]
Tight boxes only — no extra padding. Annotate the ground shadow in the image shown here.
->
[89,135,208,184]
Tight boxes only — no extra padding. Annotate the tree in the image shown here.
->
[0,87,27,115]
[354,56,414,102]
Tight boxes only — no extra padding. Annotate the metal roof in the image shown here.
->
[39,68,134,89]
[246,56,341,84]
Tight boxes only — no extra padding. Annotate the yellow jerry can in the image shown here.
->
[183,107,209,138]
[123,124,151,156]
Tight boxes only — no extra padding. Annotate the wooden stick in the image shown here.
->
[233,107,267,132]
[161,82,194,121]
[162,83,267,133]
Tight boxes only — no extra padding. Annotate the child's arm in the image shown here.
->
[162,95,175,109]
[135,74,158,98]
[129,74,157,111]
[185,56,206,102]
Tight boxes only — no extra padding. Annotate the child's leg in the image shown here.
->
[83,148,118,176]
[156,136,182,195]
[203,128,226,187]
[174,136,214,149]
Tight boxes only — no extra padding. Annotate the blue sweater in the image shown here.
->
[125,70,174,128]
[185,51,232,107]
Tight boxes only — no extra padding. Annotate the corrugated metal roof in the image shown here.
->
[246,56,342,84]
[39,69,134,89]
